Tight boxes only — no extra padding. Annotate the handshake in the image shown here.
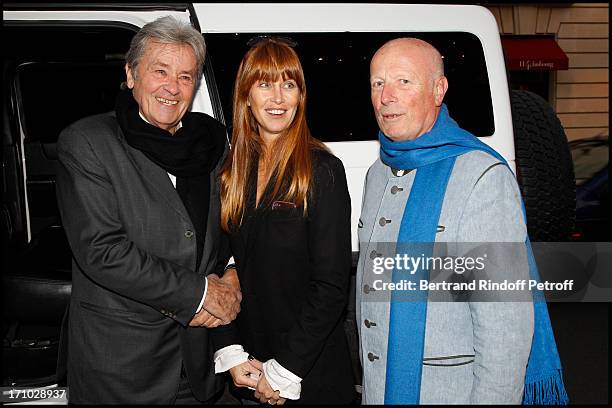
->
[230,357,287,405]
[189,268,242,328]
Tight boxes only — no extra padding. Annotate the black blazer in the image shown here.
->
[55,112,228,404]
[214,149,355,404]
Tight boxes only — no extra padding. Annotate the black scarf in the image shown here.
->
[115,89,226,270]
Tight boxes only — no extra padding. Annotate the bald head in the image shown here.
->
[373,38,444,84]
[369,37,448,141]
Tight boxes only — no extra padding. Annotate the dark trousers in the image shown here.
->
[174,365,219,405]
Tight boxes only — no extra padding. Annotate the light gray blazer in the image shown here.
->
[356,150,534,404]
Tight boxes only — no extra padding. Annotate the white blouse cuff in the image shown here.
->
[214,344,249,373]
[263,359,302,400]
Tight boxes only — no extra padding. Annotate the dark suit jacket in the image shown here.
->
[214,149,355,404]
[55,112,228,404]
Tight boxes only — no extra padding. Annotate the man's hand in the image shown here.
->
[228,361,261,389]
[203,273,241,324]
[189,308,223,328]
[250,359,286,406]
[221,267,240,290]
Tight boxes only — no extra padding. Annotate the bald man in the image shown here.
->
[369,38,448,142]
[355,38,565,404]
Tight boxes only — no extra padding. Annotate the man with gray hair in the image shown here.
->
[357,38,567,404]
[56,16,241,403]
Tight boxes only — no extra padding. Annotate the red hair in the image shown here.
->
[220,38,326,231]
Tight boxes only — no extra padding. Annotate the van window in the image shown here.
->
[205,32,494,142]
[17,61,125,144]
[5,24,134,239]
[6,25,133,144]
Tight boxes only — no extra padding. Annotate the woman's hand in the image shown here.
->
[228,360,261,389]
[250,359,287,405]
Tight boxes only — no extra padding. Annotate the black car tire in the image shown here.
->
[510,89,576,241]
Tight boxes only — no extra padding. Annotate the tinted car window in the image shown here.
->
[5,24,135,239]
[6,25,133,144]
[17,61,125,144]
[205,32,494,142]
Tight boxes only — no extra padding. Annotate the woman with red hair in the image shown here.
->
[213,37,355,405]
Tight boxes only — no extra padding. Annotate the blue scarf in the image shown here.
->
[380,104,568,405]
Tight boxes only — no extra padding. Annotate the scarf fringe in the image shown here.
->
[523,369,569,405]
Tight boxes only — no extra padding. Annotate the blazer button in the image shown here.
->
[379,217,391,226]
[364,319,377,328]
[369,250,380,260]
[363,284,376,294]
[185,230,194,238]
[390,185,403,194]
[368,352,380,362]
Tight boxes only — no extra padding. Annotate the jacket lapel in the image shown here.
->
[199,161,220,275]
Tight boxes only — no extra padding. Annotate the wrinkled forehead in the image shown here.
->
[143,41,197,68]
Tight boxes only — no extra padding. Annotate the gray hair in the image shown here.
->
[126,16,206,85]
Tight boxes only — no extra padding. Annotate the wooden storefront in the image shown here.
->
[487,3,609,141]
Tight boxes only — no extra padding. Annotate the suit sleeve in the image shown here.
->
[211,143,234,277]
[457,163,534,404]
[209,232,243,352]
[274,156,352,378]
[55,125,205,326]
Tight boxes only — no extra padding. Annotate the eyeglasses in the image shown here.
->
[246,35,298,48]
